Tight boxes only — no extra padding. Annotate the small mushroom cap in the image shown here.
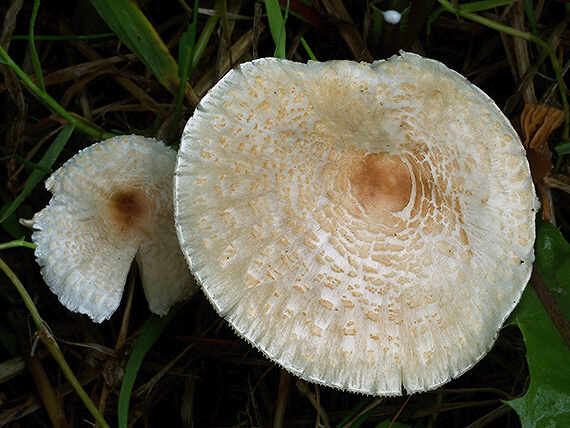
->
[174,53,538,395]
[33,135,196,323]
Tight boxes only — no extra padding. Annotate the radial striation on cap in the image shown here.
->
[32,135,196,323]
[174,53,539,395]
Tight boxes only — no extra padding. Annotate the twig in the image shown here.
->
[273,369,292,428]
[530,268,570,352]
[295,380,331,428]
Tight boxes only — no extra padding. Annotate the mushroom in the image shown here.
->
[174,53,538,395]
[31,135,196,323]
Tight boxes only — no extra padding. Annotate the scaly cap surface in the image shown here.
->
[33,135,196,322]
[175,53,538,395]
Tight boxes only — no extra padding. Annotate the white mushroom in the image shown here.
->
[174,53,539,395]
[32,135,196,323]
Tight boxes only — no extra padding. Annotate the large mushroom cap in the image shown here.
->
[174,53,539,395]
[33,135,196,323]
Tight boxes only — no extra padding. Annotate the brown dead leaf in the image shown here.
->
[521,103,566,221]
[522,104,566,151]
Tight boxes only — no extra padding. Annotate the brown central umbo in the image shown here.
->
[349,153,412,215]
[108,188,150,234]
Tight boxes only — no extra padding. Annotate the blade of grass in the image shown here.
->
[12,33,115,41]
[170,0,199,145]
[0,145,52,174]
[521,0,548,79]
[0,45,114,140]
[456,0,517,13]
[371,6,383,51]
[0,256,110,428]
[191,1,221,71]
[332,396,375,428]
[300,37,317,60]
[399,0,436,51]
[522,0,539,40]
[555,143,570,156]
[0,124,74,223]
[175,1,222,109]
[29,0,44,92]
[264,0,287,58]
[117,308,178,428]
[219,0,233,66]
[90,0,181,95]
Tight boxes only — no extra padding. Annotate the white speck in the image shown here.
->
[383,10,401,25]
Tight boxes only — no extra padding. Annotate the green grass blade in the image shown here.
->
[29,0,44,92]
[0,45,114,140]
[399,0,436,50]
[12,33,115,41]
[375,419,411,428]
[118,308,178,428]
[171,0,199,145]
[555,143,570,156]
[370,6,383,50]
[264,0,287,58]
[0,124,75,223]
[192,3,220,71]
[332,396,374,428]
[0,146,51,174]
[90,0,180,95]
[219,0,232,63]
[300,37,317,61]
[457,0,517,13]
[522,0,539,40]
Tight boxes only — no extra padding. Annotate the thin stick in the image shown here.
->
[530,268,570,352]
[273,369,292,428]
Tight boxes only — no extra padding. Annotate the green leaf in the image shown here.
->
[534,221,570,313]
[506,221,570,427]
[0,124,74,223]
[118,307,178,428]
[90,0,180,95]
